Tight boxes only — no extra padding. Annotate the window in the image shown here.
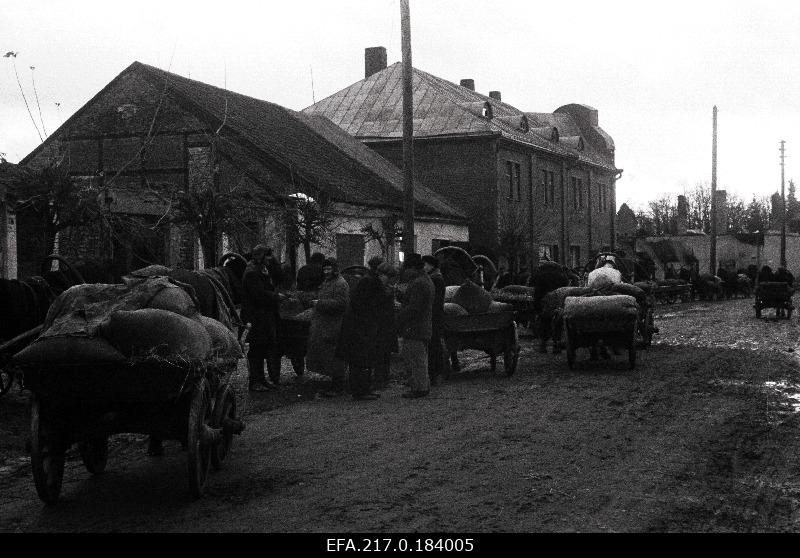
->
[541,169,556,206]
[505,161,521,200]
[597,184,608,212]
[571,177,584,210]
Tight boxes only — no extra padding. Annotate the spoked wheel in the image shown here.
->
[211,385,237,471]
[30,395,67,505]
[503,347,520,377]
[187,378,213,498]
[0,367,13,397]
[78,437,109,475]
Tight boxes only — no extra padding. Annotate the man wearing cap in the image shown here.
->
[397,253,434,398]
[422,254,446,385]
[307,257,350,396]
[241,244,281,391]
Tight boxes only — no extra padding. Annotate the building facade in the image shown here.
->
[304,47,621,269]
[17,62,467,279]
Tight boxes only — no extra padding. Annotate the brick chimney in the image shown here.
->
[677,195,688,234]
[460,79,475,91]
[365,47,387,78]
[489,91,502,101]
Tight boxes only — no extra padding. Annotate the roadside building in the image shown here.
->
[304,47,621,269]
[16,62,467,279]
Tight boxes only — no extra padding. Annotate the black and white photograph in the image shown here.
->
[1,0,800,536]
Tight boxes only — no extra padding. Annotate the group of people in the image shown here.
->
[241,245,447,401]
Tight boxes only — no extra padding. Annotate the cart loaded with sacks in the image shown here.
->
[754,281,794,319]
[563,295,640,370]
[443,280,520,376]
[12,275,245,504]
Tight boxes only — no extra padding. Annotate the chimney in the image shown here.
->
[677,195,688,235]
[460,79,475,91]
[489,91,502,101]
[714,190,728,233]
[365,46,387,79]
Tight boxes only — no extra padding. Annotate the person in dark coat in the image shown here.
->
[397,254,434,399]
[307,258,350,396]
[423,255,446,385]
[296,252,326,292]
[336,262,397,400]
[241,244,281,391]
[757,265,774,285]
[773,266,795,317]
[528,261,570,353]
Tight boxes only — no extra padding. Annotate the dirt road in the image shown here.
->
[2,297,800,532]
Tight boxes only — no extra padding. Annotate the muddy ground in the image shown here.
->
[2,297,800,532]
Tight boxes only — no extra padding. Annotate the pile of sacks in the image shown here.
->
[14,276,242,367]
[444,280,513,316]
[562,294,639,322]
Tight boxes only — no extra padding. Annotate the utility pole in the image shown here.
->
[781,140,787,268]
[710,106,718,274]
[400,0,416,257]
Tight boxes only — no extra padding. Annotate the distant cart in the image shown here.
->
[442,311,520,376]
[19,355,244,504]
[652,282,693,305]
[754,282,794,319]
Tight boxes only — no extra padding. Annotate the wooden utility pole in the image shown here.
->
[400,0,415,257]
[710,106,718,274]
[781,140,787,268]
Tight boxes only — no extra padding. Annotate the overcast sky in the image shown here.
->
[2,0,800,210]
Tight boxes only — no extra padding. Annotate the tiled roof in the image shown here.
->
[133,63,464,220]
[304,62,617,171]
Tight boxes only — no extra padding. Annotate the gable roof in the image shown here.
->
[303,62,617,172]
[23,62,465,221]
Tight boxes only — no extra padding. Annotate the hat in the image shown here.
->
[421,255,439,268]
[404,253,424,270]
[376,262,398,277]
[367,255,384,271]
[322,257,338,271]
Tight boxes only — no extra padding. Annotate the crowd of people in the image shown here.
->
[241,245,447,401]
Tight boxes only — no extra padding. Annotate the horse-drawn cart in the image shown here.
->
[754,282,794,319]
[651,281,693,305]
[442,311,520,376]
[19,355,244,504]
[563,295,639,370]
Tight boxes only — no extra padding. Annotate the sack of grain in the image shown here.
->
[444,302,469,316]
[587,266,622,290]
[606,283,648,306]
[501,285,536,297]
[444,285,459,303]
[14,336,126,366]
[452,280,494,314]
[542,287,594,315]
[100,308,211,360]
[147,283,197,316]
[562,295,638,321]
[199,315,242,359]
[487,301,514,313]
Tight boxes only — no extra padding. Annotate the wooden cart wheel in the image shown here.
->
[211,385,237,471]
[0,367,13,397]
[566,332,576,370]
[78,437,109,475]
[30,395,66,505]
[187,378,212,498]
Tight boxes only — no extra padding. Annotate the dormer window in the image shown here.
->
[482,101,493,119]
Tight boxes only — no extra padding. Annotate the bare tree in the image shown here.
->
[361,213,403,261]
[282,186,340,262]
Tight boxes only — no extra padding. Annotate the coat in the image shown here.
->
[429,269,445,335]
[335,273,396,368]
[240,261,280,345]
[306,273,350,376]
[396,271,434,341]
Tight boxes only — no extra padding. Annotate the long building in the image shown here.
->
[304,47,621,269]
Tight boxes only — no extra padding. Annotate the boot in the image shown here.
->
[248,356,272,391]
[266,354,282,386]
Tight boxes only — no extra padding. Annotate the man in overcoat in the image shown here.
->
[422,255,445,386]
[336,261,397,400]
[397,253,434,399]
[241,244,282,391]
[307,258,350,396]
